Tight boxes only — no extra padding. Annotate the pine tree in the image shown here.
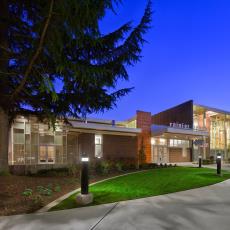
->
[0,0,152,171]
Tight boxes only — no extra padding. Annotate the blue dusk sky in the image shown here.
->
[90,0,230,120]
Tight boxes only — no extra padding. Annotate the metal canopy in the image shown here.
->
[151,125,209,139]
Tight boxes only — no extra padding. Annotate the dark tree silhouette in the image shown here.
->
[0,0,152,171]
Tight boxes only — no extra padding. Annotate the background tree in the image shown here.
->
[0,0,152,171]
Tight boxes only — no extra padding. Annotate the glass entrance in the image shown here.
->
[152,146,168,164]
[39,145,55,164]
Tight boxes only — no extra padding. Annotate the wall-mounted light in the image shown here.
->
[81,157,89,162]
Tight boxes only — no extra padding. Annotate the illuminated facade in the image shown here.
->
[6,100,230,174]
[151,101,230,163]
[193,103,230,160]
[8,116,140,174]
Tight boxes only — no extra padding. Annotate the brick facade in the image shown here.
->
[103,135,137,164]
[136,111,152,163]
[78,133,138,164]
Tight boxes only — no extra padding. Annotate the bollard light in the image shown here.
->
[216,154,222,176]
[198,155,202,168]
[80,154,89,194]
[76,153,93,205]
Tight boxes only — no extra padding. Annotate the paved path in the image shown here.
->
[176,162,230,171]
[1,180,230,230]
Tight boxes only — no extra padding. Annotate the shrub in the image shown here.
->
[115,162,124,172]
[140,163,150,169]
[210,156,215,164]
[22,188,33,197]
[202,159,211,165]
[0,170,11,176]
[95,161,111,175]
[36,169,56,177]
[68,164,80,177]
[36,186,52,196]
[29,195,44,211]
[54,185,61,192]
[36,168,69,177]
[148,163,158,169]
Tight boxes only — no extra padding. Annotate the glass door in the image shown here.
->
[157,146,168,164]
[39,145,55,164]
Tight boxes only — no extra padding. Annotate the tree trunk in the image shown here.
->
[0,107,10,172]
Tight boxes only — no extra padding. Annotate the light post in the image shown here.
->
[198,155,202,168]
[216,153,222,176]
[76,154,93,205]
[81,156,89,194]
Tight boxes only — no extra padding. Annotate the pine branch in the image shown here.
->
[10,0,54,101]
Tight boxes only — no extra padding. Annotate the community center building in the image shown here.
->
[7,100,230,173]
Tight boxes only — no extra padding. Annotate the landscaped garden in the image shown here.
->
[1,165,230,216]
[51,167,230,211]
[0,162,129,216]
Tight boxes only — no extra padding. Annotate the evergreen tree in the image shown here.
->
[0,0,152,171]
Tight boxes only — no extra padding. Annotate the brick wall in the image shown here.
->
[78,133,95,160]
[78,133,137,164]
[136,110,152,163]
[103,135,137,164]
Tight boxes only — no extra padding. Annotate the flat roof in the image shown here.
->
[69,120,141,136]
[194,103,230,116]
[152,125,209,137]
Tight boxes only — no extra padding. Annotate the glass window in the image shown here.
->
[39,146,47,163]
[14,122,24,129]
[25,123,31,134]
[95,135,102,144]
[54,135,63,145]
[39,134,54,145]
[39,146,55,164]
[151,138,156,145]
[95,135,103,158]
[170,139,189,148]
[13,128,24,144]
[159,138,166,146]
[47,146,55,163]
[14,144,25,164]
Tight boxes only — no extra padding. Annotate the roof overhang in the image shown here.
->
[194,103,230,116]
[68,121,141,136]
[151,125,209,138]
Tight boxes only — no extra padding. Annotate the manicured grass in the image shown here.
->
[50,167,230,211]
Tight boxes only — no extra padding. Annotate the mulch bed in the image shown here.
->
[0,172,123,216]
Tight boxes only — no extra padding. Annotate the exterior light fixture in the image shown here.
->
[198,155,202,168]
[81,157,89,162]
[76,153,93,205]
[216,153,222,176]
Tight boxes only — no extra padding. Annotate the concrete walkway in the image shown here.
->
[176,162,230,171]
[1,180,230,230]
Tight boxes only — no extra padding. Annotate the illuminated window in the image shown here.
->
[159,138,166,145]
[39,146,55,164]
[169,139,189,148]
[151,138,156,145]
[95,135,103,158]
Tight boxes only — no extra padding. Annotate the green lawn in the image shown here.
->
[50,167,230,211]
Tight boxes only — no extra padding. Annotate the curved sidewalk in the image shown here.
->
[1,180,230,230]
